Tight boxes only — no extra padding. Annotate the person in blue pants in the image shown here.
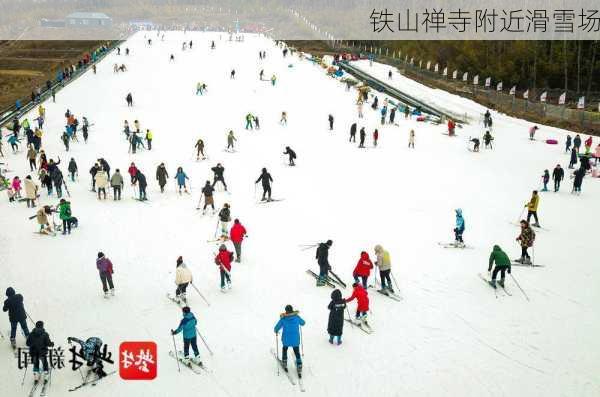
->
[274,305,305,376]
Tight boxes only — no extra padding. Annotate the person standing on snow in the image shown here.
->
[374,245,394,293]
[175,167,189,194]
[126,93,133,107]
[525,190,540,227]
[68,158,78,182]
[274,305,305,374]
[315,240,333,287]
[156,163,169,193]
[110,169,124,200]
[229,219,247,262]
[528,125,539,140]
[26,321,54,382]
[552,164,564,192]
[572,166,585,194]
[483,130,493,149]
[541,170,550,192]
[569,147,578,169]
[171,307,202,366]
[283,146,296,166]
[255,168,273,201]
[245,114,254,130]
[145,129,153,150]
[352,251,373,289]
[515,220,535,265]
[195,138,205,160]
[358,127,366,148]
[454,208,465,247]
[227,130,236,151]
[349,123,357,143]
[58,198,74,234]
[3,287,30,348]
[573,134,582,152]
[201,181,215,214]
[217,203,231,240]
[327,290,345,345]
[373,129,379,147]
[211,163,227,191]
[215,244,233,291]
[174,256,193,303]
[565,135,572,153]
[132,169,148,201]
[328,114,334,130]
[89,162,100,192]
[487,245,511,288]
[96,252,115,298]
[24,175,38,208]
[408,129,415,148]
[345,282,370,324]
[94,167,109,200]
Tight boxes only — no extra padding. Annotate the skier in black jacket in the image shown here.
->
[283,146,296,166]
[328,114,334,130]
[255,168,273,201]
[89,162,100,191]
[359,127,366,148]
[552,164,564,192]
[132,169,148,200]
[327,289,346,345]
[3,287,29,347]
[26,321,54,381]
[68,158,78,182]
[211,163,228,191]
[218,203,231,239]
[315,240,333,287]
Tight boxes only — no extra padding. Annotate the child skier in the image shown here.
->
[201,181,215,214]
[255,168,273,201]
[96,252,114,298]
[327,290,346,345]
[483,131,493,149]
[515,220,535,265]
[541,170,550,192]
[171,307,202,365]
[352,251,373,289]
[487,245,511,288]
[156,163,169,193]
[215,244,233,291]
[227,130,236,151]
[274,305,305,374]
[211,163,227,191]
[217,203,231,240]
[345,283,370,324]
[174,256,192,303]
[408,129,415,148]
[68,158,78,182]
[454,208,465,247]
[66,337,108,378]
[373,129,379,147]
[26,321,54,383]
[195,138,205,160]
[315,240,333,287]
[175,167,189,194]
[283,147,296,166]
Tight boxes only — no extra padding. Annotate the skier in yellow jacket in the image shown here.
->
[525,190,540,227]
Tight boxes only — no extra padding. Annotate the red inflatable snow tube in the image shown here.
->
[416,116,426,122]
[546,139,558,144]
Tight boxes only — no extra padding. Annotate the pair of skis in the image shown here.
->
[305,270,336,288]
[256,198,284,204]
[478,273,512,297]
[438,242,473,249]
[68,370,116,392]
[345,318,373,334]
[376,289,403,302]
[271,349,305,392]
[168,351,208,374]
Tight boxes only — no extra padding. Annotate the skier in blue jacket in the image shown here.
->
[174,167,189,194]
[274,305,305,375]
[454,208,465,247]
[171,306,201,365]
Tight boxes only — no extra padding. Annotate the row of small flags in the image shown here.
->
[416,60,587,109]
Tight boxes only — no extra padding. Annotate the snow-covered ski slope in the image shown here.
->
[1,31,599,396]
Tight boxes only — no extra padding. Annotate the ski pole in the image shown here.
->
[190,283,210,306]
[196,328,213,356]
[300,327,304,357]
[25,311,35,326]
[275,332,279,375]
[532,245,536,266]
[171,333,181,372]
[510,273,530,301]
[21,361,28,386]
[345,306,355,329]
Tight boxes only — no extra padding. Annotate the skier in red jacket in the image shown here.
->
[229,219,247,262]
[215,244,233,291]
[352,251,373,289]
[345,283,369,323]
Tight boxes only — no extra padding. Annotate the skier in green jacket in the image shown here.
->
[487,245,511,288]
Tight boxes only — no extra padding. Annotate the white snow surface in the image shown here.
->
[1,31,599,397]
